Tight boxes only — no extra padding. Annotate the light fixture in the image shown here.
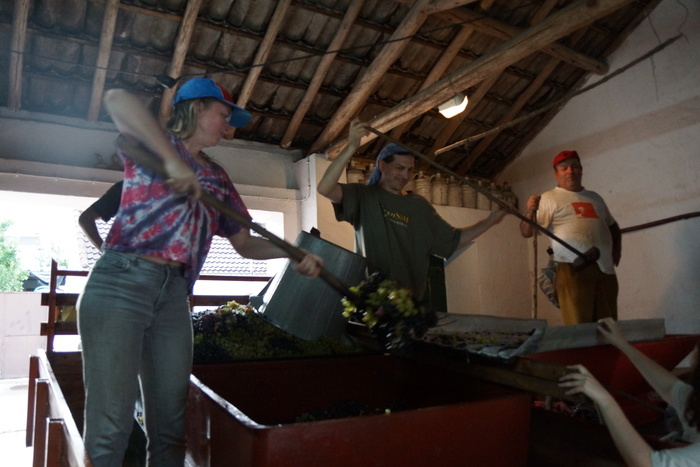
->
[438,93,468,118]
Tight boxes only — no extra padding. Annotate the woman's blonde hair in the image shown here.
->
[166,98,220,140]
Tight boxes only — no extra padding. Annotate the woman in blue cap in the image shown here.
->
[77,78,323,466]
[318,120,505,302]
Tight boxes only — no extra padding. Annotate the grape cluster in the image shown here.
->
[192,301,365,363]
[341,273,437,353]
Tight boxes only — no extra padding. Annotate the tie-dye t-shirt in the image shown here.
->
[104,133,249,291]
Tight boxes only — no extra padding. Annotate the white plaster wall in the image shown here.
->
[500,0,700,333]
[0,293,45,379]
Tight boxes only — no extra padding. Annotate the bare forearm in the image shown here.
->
[103,89,180,165]
[231,234,286,260]
[614,340,678,402]
[594,395,653,466]
[458,210,504,248]
[317,142,357,201]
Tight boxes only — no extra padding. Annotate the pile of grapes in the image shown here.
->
[341,273,437,352]
[295,400,396,423]
[192,301,365,363]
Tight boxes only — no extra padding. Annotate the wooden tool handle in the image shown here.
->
[116,135,356,299]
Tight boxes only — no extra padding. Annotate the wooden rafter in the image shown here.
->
[87,0,120,122]
[391,24,475,140]
[281,0,366,149]
[322,0,635,160]
[8,0,30,110]
[309,0,434,154]
[157,0,204,124]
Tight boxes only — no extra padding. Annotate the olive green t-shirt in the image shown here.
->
[334,184,461,300]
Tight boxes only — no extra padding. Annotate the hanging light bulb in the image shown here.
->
[438,93,468,118]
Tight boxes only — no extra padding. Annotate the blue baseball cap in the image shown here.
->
[173,78,252,127]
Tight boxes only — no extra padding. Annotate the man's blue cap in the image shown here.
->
[173,78,252,127]
[366,143,412,185]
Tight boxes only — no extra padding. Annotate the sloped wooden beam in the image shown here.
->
[87,0,120,121]
[424,0,480,14]
[427,72,500,161]
[238,0,291,108]
[437,8,609,75]
[459,5,585,172]
[391,24,474,140]
[280,0,365,149]
[228,0,291,139]
[309,0,433,154]
[8,0,30,110]
[157,0,204,124]
[323,0,634,159]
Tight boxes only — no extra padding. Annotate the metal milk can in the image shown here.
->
[461,179,477,209]
[413,171,432,203]
[476,180,491,210]
[447,176,462,207]
[431,173,446,206]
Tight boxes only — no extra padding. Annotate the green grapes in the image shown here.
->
[192,301,366,363]
[342,273,437,352]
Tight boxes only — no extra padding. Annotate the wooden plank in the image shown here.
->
[535,319,666,353]
[26,355,39,447]
[309,0,432,153]
[41,294,79,307]
[32,379,49,467]
[324,0,634,158]
[281,0,366,148]
[45,419,66,467]
[87,0,119,121]
[157,0,204,124]
[8,0,30,110]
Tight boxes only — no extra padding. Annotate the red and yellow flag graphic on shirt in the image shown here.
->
[572,202,599,218]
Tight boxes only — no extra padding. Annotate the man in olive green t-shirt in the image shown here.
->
[317,120,505,301]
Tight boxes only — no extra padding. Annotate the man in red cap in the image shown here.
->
[520,150,621,324]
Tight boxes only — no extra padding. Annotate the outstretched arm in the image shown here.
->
[597,318,679,403]
[457,208,507,249]
[317,120,368,204]
[228,229,323,278]
[560,364,653,467]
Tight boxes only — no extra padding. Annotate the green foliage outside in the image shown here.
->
[0,220,28,292]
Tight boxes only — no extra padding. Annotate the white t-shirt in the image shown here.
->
[651,381,700,466]
[536,186,617,274]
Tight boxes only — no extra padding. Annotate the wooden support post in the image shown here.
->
[26,355,39,447]
[45,419,66,467]
[32,379,49,467]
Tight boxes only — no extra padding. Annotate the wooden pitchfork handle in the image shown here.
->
[363,126,599,269]
[116,134,357,300]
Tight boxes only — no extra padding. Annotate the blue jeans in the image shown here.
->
[77,250,192,467]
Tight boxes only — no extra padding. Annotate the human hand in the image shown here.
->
[525,195,540,214]
[347,119,369,149]
[488,207,508,223]
[596,318,627,349]
[163,158,202,199]
[559,364,612,405]
[292,251,324,278]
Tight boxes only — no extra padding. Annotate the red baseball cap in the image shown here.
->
[552,150,579,168]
